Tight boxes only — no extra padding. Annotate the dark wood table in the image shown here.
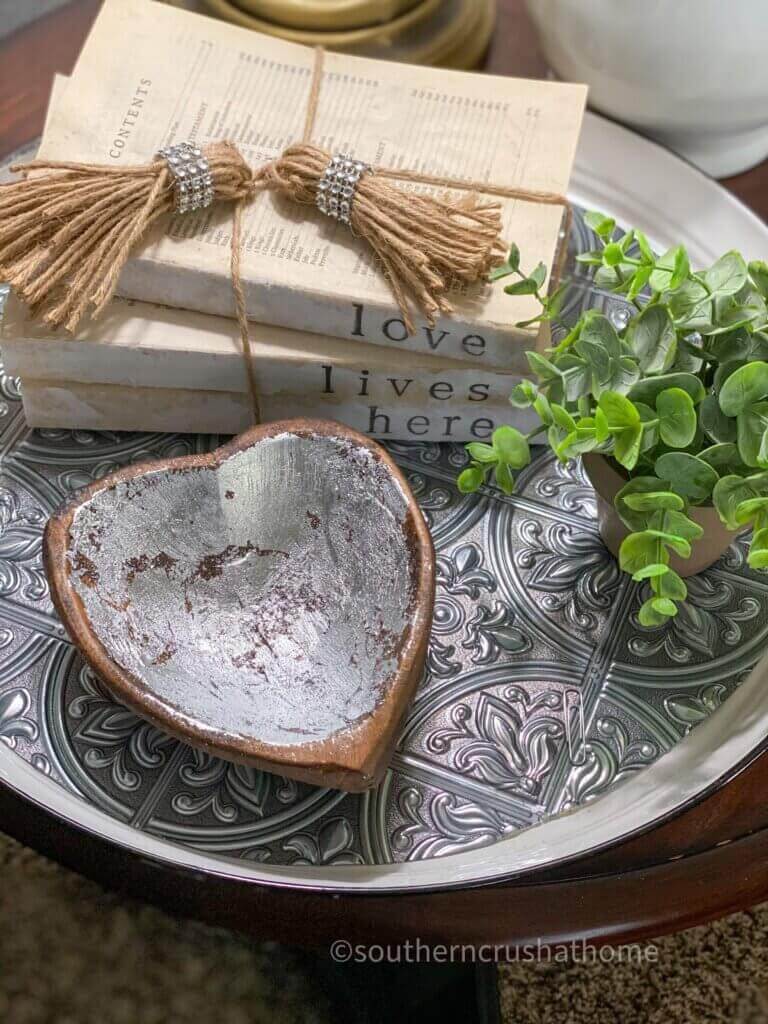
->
[2,0,768,952]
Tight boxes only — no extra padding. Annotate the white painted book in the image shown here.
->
[37,0,586,370]
[2,292,536,440]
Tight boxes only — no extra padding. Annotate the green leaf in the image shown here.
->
[576,250,603,266]
[618,229,635,253]
[712,471,768,529]
[737,401,768,467]
[558,355,591,402]
[660,509,704,543]
[672,335,704,375]
[594,406,609,443]
[598,392,642,469]
[619,531,663,575]
[718,361,768,416]
[504,277,539,296]
[628,264,653,301]
[654,452,719,505]
[556,427,599,459]
[749,259,768,299]
[598,391,641,431]
[668,279,710,325]
[698,443,748,475]
[735,496,768,524]
[651,596,679,617]
[643,529,692,558]
[550,403,576,432]
[457,465,484,493]
[624,304,677,373]
[748,526,768,568]
[670,246,690,290]
[466,442,497,463]
[636,231,654,263]
[638,596,671,627]
[656,387,697,448]
[530,262,547,289]
[615,476,667,531]
[608,357,642,396]
[602,242,624,267]
[533,392,553,425]
[492,426,530,468]
[713,475,750,529]
[657,567,687,600]
[636,401,660,452]
[543,282,569,322]
[489,263,516,282]
[596,262,634,291]
[632,563,670,580]
[575,315,622,388]
[629,372,705,407]
[649,247,685,293]
[489,242,522,280]
[622,491,685,512]
[710,328,768,366]
[714,359,741,394]
[613,425,643,470]
[699,394,738,443]
[702,306,763,337]
[583,210,616,239]
[526,351,560,382]
[509,379,538,408]
[494,461,515,495]
[705,250,749,296]
[547,424,565,459]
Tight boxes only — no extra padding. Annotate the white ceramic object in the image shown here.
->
[526,0,768,176]
[3,112,768,892]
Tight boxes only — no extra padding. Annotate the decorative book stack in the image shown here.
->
[1,0,586,440]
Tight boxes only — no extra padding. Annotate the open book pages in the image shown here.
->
[38,0,586,369]
[2,291,536,440]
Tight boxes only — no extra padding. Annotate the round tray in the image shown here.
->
[1,112,768,896]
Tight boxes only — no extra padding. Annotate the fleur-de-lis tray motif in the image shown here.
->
[1,191,767,873]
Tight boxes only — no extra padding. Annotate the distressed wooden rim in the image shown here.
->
[43,418,435,790]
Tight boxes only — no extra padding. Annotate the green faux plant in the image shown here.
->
[458,212,768,627]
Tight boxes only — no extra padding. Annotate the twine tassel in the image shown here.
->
[263,143,506,331]
[0,142,253,333]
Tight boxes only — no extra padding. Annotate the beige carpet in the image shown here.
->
[3,826,768,1023]
[0,832,332,1024]
[498,908,768,1023]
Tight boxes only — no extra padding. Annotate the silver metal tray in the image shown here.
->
[2,112,768,894]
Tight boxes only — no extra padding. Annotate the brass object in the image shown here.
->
[202,0,495,66]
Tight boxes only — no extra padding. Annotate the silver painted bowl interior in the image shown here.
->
[66,433,413,746]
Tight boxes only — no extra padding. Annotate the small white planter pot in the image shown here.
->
[525,0,768,176]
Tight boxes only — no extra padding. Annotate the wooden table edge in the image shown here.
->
[2,774,767,949]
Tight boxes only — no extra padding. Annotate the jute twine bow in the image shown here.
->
[0,48,570,424]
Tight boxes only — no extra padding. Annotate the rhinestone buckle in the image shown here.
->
[157,142,214,215]
[316,153,370,226]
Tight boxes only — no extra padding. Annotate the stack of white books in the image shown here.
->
[1,0,586,440]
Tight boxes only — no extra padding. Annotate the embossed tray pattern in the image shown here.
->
[2,187,767,869]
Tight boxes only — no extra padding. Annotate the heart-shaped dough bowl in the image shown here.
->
[44,420,435,791]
